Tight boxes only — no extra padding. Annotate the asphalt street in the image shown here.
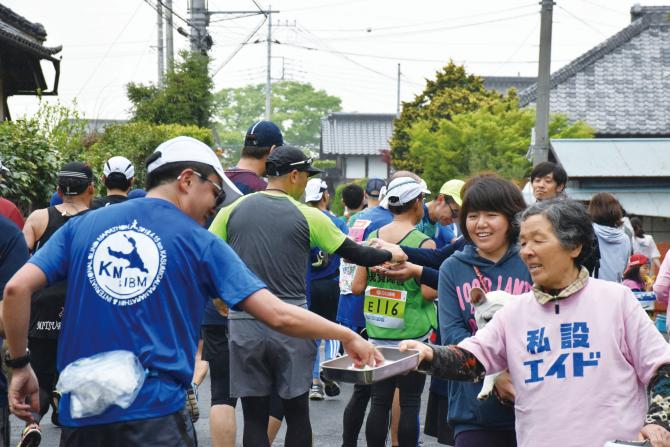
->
[10,374,448,446]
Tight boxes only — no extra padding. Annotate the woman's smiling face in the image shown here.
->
[465,210,510,262]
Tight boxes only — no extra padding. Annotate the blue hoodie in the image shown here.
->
[593,223,631,282]
[439,244,532,436]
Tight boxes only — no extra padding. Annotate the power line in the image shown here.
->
[299,3,537,34]
[154,0,190,25]
[557,5,608,38]
[77,2,143,98]
[211,17,267,76]
[315,12,539,41]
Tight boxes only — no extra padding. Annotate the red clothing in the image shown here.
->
[0,197,24,229]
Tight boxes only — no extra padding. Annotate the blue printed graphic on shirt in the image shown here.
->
[523,322,601,384]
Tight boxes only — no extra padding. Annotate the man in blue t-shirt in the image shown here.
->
[3,137,381,446]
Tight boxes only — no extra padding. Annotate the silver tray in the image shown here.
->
[321,347,420,385]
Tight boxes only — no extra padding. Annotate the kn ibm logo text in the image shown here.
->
[87,220,167,306]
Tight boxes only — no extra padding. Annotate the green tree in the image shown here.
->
[406,97,594,193]
[0,101,87,212]
[83,122,213,191]
[127,51,213,127]
[213,80,342,158]
[390,62,502,173]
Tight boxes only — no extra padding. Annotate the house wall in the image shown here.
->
[344,155,388,180]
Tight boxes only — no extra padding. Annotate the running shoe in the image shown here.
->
[320,370,341,397]
[308,383,325,400]
[186,384,200,423]
[18,424,41,447]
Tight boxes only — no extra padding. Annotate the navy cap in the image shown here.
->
[244,120,284,148]
[266,146,322,177]
[365,178,386,198]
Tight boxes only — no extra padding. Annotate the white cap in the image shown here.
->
[147,136,242,206]
[380,176,430,208]
[104,156,135,179]
[305,178,327,202]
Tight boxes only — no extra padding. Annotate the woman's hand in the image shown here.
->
[639,424,670,446]
[398,340,433,363]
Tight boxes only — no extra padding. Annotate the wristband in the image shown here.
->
[4,349,31,369]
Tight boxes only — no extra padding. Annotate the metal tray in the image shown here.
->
[321,347,420,385]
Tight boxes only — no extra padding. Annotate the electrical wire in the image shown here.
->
[299,3,537,33]
[76,2,143,98]
[142,0,182,32]
[557,5,608,37]
[211,16,267,76]
[154,0,190,25]
[318,12,539,41]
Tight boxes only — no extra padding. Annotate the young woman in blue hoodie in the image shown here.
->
[439,175,532,447]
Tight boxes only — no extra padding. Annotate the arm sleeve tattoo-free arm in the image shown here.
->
[417,344,486,382]
[646,363,670,430]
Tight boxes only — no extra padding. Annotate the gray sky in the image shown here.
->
[5,0,667,120]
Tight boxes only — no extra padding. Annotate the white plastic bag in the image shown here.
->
[56,350,145,419]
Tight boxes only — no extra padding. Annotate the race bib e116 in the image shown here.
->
[364,286,406,329]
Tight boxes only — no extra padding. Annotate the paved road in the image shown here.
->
[10,374,447,446]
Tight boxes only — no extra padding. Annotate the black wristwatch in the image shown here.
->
[4,349,31,369]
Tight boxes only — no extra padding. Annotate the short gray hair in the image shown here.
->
[520,199,594,266]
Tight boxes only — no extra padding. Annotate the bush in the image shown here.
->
[83,122,214,191]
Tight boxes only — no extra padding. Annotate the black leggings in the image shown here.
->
[365,371,426,447]
[342,384,371,447]
[241,393,311,447]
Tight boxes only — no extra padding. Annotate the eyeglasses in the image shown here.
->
[192,171,226,207]
[447,202,459,219]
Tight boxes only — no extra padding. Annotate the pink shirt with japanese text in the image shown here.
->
[459,278,670,447]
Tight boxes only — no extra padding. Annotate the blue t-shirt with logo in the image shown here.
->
[29,198,265,427]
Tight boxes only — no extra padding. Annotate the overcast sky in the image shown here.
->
[5,0,668,120]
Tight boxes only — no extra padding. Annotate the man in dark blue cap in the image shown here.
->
[225,120,284,195]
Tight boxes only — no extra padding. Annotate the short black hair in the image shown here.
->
[145,157,217,191]
[342,184,365,209]
[241,146,273,160]
[104,173,132,191]
[459,175,527,244]
[630,216,644,237]
[530,162,568,187]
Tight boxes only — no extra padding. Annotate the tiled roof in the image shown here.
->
[519,5,670,136]
[321,113,395,156]
[0,4,61,58]
[483,76,536,95]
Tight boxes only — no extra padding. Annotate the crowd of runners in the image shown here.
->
[0,119,669,447]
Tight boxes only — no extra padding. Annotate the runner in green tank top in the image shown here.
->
[351,176,438,447]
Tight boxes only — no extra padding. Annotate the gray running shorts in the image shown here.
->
[228,319,317,399]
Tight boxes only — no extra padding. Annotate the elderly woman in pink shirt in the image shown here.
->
[402,199,670,447]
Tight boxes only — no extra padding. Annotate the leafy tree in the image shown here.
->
[390,62,502,173]
[406,97,594,193]
[0,101,87,212]
[213,80,342,160]
[127,51,213,127]
[84,122,213,191]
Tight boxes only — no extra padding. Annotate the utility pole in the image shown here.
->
[396,63,401,117]
[189,0,210,53]
[156,0,164,85]
[164,0,174,72]
[533,0,555,166]
[265,8,273,120]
